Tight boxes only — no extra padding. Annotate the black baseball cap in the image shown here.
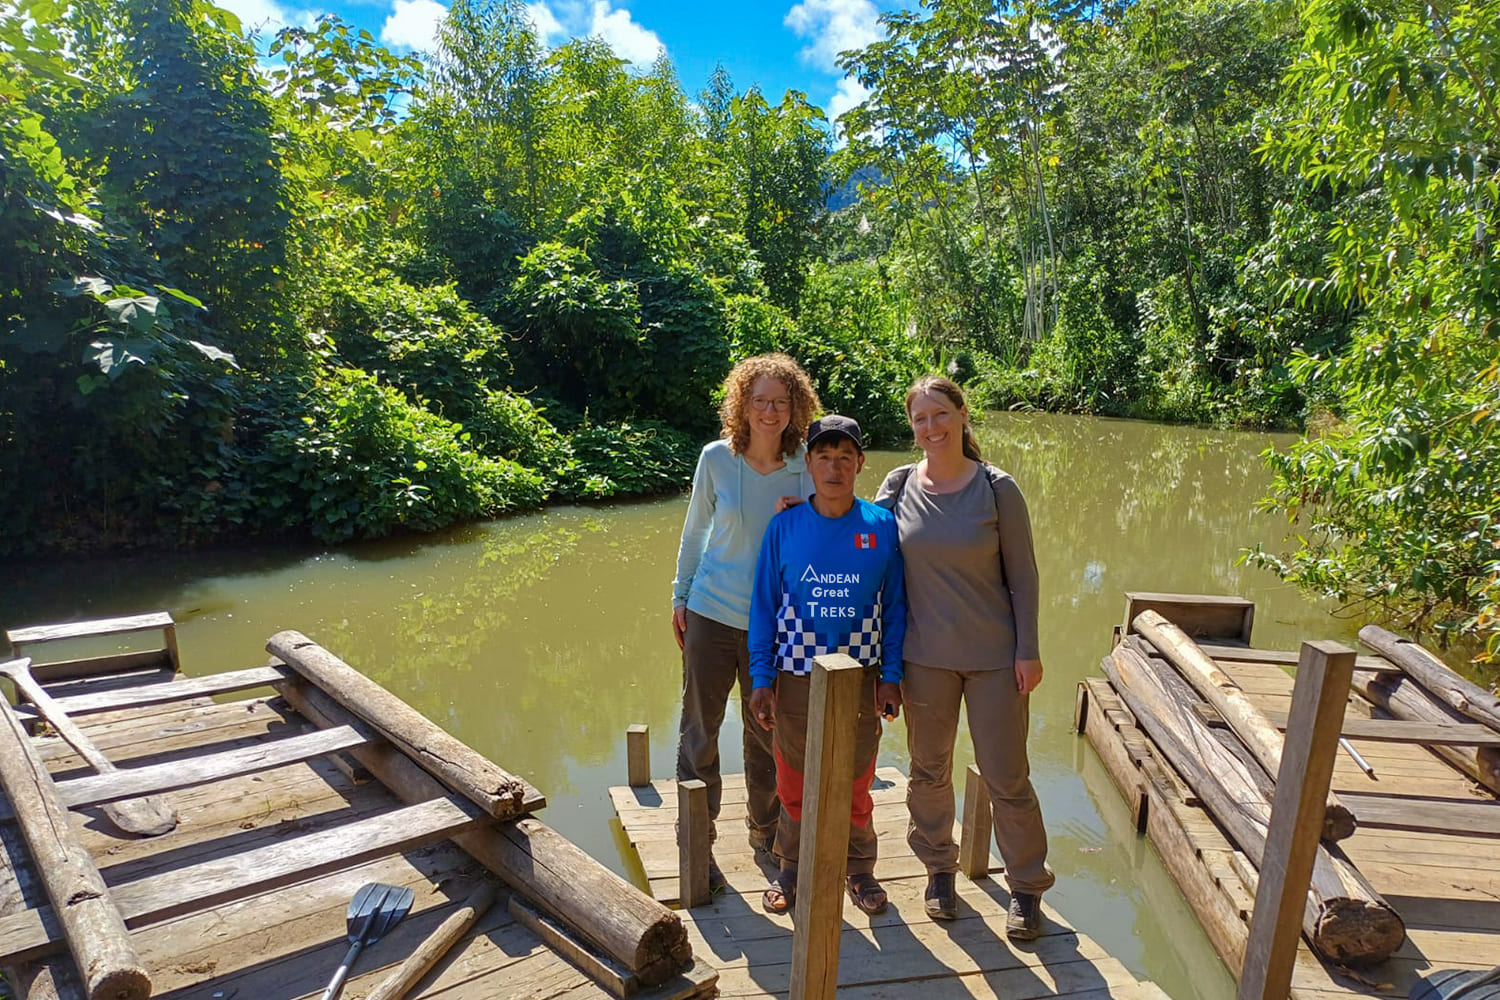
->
[806,414,864,452]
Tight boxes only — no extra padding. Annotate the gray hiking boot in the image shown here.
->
[1006,891,1042,940]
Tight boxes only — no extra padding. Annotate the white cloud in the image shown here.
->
[218,0,320,35]
[525,2,568,44]
[381,0,447,52]
[588,0,663,68]
[784,0,882,72]
[827,76,870,133]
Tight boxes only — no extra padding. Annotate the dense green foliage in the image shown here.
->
[1,0,1495,657]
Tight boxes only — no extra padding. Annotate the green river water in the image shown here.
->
[2,412,1362,1000]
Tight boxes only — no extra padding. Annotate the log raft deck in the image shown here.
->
[610,755,1173,997]
[1078,593,1500,1000]
[0,613,715,1000]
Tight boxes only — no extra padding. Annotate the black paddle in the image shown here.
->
[319,882,416,1000]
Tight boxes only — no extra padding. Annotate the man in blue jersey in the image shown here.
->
[747,414,905,917]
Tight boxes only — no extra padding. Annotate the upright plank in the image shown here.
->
[7,613,174,648]
[958,764,992,880]
[677,779,710,908]
[1237,640,1356,1000]
[1123,593,1254,644]
[0,686,151,1000]
[790,654,865,1000]
[628,725,651,787]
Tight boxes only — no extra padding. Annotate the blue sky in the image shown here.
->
[224,0,898,126]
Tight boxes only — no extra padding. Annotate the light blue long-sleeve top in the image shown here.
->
[672,439,814,631]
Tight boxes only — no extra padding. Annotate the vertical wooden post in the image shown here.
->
[958,764,992,880]
[1237,640,1355,1000]
[677,778,710,908]
[790,653,865,1000]
[1074,682,1091,733]
[627,724,651,787]
[162,620,181,673]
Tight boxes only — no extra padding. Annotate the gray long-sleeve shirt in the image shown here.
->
[874,463,1041,671]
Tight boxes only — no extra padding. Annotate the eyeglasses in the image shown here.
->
[750,397,791,412]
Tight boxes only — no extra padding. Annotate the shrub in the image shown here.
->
[556,421,697,500]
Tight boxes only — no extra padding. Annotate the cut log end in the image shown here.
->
[86,964,152,1000]
[1311,899,1406,966]
[1323,805,1358,843]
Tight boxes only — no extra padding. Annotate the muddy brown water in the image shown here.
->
[3,412,1376,1000]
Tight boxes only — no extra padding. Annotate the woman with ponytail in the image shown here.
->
[874,375,1053,939]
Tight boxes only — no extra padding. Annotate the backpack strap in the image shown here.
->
[876,464,915,511]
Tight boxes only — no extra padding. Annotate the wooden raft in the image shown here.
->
[1080,595,1500,1000]
[610,768,1173,999]
[0,614,715,1000]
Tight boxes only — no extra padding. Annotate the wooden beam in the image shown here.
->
[7,613,174,648]
[1123,593,1254,644]
[1131,614,1355,841]
[677,779,710,909]
[1237,640,1356,1000]
[1197,643,1394,673]
[1359,625,1500,732]
[0,795,485,964]
[26,649,171,684]
[275,679,691,987]
[627,725,651,787]
[1261,710,1500,747]
[267,634,529,820]
[958,764,991,881]
[508,895,639,998]
[0,691,151,1000]
[790,653,865,1000]
[53,724,366,808]
[12,665,290,720]
[1339,792,1500,837]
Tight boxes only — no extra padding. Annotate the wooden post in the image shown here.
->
[1074,681,1091,733]
[627,725,651,787]
[677,779,710,908]
[1237,640,1356,1000]
[790,654,865,1000]
[0,692,151,1000]
[958,764,992,880]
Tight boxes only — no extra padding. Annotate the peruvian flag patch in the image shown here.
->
[854,533,876,549]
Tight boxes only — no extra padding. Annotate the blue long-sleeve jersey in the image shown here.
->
[748,497,906,689]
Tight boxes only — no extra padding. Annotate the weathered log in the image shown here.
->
[1359,626,1500,733]
[1351,668,1500,795]
[1102,645,1405,966]
[0,679,151,1000]
[1132,613,1356,841]
[267,632,528,819]
[276,678,691,986]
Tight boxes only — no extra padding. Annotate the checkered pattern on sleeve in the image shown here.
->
[774,591,884,675]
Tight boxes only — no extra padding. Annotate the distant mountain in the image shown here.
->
[824,165,887,211]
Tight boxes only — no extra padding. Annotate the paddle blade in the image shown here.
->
[1411,969,1500,1000]
[346,883,415,946]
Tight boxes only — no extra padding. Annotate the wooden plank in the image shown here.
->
[1238,640,1356,1000]
[0,795,486,964]
[958,763,992,880]
[627,724,650,787]
[1199,643,1394,673]
[14,665,291,723]
[27,649,171,684]
[0,692,151,1000]
[790,653,865,1000]
[1342,792,1500,836]
[7,612,174,648]
[1124,592,1254,643]
[677,779,709,908]
[508,895,639,998]
[1260,709,1500,747]
[54,724,367,808]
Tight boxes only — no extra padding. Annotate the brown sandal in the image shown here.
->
[762,871,797,914]
[846,873,888,915]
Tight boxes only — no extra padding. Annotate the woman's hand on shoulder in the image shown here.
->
[773,494,805,515]
[1015,658,1043,695]
[672,605,687,650]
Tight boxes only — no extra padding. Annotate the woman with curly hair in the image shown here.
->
[672,353,821,892]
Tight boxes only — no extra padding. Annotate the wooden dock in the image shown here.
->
[1080,594,1500,1000]
[1,614,715,1000]
[610,767,1174,999]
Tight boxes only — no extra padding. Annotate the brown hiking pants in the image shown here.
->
[676,610,779,846]
[770,668,882,876]
[903,661,1055,895]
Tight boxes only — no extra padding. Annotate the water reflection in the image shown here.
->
[0,412,1343,1000]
